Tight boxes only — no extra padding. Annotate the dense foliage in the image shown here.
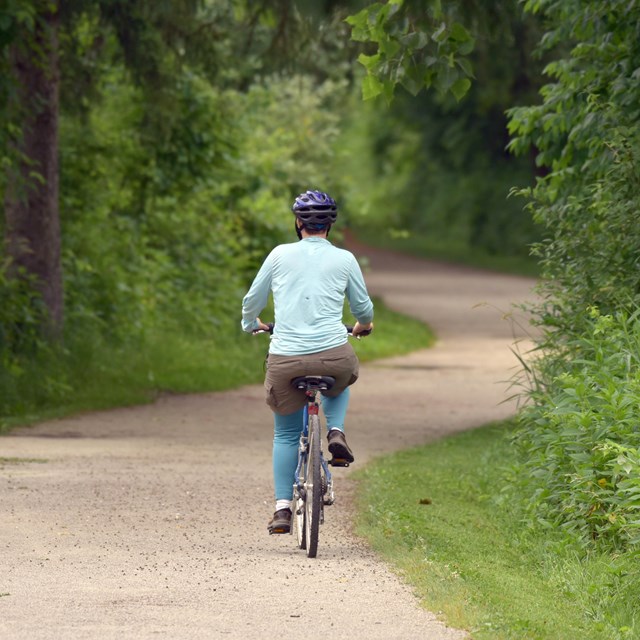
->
[58,69,345,340]
[346,0,474,101]
[506,0,640,551]
[516,310,640,549]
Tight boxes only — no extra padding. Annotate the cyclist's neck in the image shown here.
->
[299,230,328,240]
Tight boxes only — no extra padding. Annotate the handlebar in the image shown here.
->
[253,323,372,338]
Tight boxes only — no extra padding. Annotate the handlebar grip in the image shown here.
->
[252,322,274,335]
[345,325,372,337]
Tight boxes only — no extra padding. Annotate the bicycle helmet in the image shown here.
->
[291,190,338,226]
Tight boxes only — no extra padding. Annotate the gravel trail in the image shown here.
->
[1,244,536,639]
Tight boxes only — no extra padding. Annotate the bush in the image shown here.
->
[514,310,640,550]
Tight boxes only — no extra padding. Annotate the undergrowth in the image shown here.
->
[512,309,640,552]
[0,296,433,432]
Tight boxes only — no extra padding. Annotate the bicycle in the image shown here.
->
[256,323,370,558]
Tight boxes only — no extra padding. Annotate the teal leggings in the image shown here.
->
[272,387,350,501]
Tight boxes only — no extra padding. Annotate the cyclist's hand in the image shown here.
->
[352,321,373,337]
[255,318,272,333]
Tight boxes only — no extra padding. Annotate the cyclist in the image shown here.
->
[241,190,374,534]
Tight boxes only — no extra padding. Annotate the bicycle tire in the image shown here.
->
[293,482,306,550]
[304,414,322,558]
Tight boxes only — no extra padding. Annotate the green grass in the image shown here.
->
[0,296,433,432]
[354,227,540,278]
[354,422,640,639]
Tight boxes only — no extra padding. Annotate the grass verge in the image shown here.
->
[354,422,640,639]
[0,296,434,432]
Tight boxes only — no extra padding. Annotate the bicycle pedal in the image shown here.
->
[269,527,289,535]
[329,458,350,467]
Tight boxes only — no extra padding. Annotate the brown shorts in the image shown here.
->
[265,342,360,415]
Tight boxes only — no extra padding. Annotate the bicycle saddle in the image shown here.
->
[290,376,336,391]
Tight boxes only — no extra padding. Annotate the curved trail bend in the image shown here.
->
[1,245,536,639]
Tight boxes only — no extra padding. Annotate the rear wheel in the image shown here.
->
[293,482,306,550]
[304,414,322,558]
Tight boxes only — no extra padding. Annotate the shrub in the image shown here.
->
[515,310,640,550]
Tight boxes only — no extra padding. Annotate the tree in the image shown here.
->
[2,0,235,337]
[0,0,360,340]
[3,1,62,336]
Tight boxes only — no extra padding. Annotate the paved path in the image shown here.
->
[1,245,536,639]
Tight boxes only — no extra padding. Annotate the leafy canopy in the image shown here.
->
[346,0,474,101]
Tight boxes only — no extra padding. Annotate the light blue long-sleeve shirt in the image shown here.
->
[241,237,374,356]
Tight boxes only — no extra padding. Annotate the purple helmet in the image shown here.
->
[291,190,338,226]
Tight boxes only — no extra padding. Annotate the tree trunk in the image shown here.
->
[4,1,63,338]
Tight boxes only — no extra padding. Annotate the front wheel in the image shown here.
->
[304,414,322,558]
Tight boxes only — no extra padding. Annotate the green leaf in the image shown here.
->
[450,77,471,101]
[455,56,474,78]
[458,37,475,56]
[346,6,378,41]
[362,74,384,100]
[428,0,443,19]
[423,67,434,88]
[401,31,429,51]
[382,79,396,105]
[387,0,402,18]
[449,22,471,43]
[358,52,381,72]
[432,22,447,44]
[400,64,424,96]
[378,34,401,57]
[433,62,456,93]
